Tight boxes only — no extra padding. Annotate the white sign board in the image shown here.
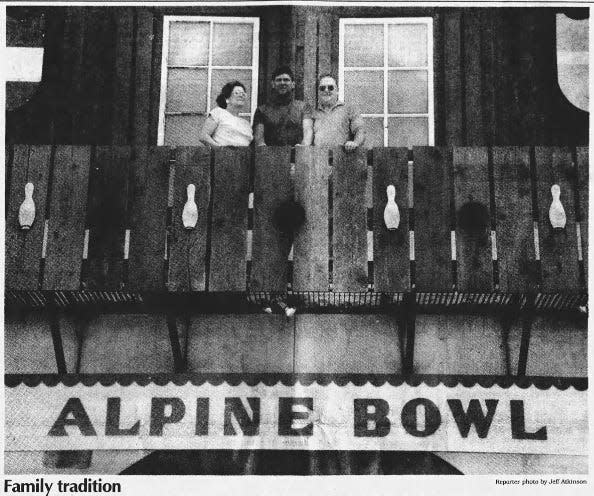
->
[5,381,587,454]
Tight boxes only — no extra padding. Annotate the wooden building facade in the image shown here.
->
[4,4,589,477]
[6,5,589,146]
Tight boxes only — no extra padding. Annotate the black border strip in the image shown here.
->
[5,373,587,390]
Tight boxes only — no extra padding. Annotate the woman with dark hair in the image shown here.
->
[199,81,253,147]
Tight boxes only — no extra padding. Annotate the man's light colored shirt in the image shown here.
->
[312,102,365,146]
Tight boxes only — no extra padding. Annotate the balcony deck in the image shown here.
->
[5,145,588,313]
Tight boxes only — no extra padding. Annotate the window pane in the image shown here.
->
[212,23,253,66]
[388,70,428,113]
[168,22,209,66]
[164,115,206,145]
[388,117,428,147]
[344,24,383,67]
[388,24,427,67]
[343,71,383,114]
[166,68,208,113]
[210,69,252,112]
[362,117,385,148]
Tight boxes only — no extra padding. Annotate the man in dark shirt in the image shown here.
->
[253,66,312,146]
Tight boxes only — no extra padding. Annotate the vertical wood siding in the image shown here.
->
[5,7,588,146]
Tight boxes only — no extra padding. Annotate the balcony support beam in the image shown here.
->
[517,293,535,377]
[402,292,417,377]
[498,294,520,376]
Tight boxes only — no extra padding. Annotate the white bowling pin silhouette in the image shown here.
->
[19,182,36,230]
[549,184,566,229]
[383,184,400,230]
[182,184,198,229]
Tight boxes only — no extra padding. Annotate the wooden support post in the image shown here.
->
[499,294,520,376]
[517,292,535,377]
[402,292,417,377]
[166,298,185,373]
[49,304,67,374]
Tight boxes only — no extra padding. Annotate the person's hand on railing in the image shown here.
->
[344,140,358,152]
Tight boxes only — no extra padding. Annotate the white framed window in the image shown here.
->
[339,18,434,147]
[158,16,260,145]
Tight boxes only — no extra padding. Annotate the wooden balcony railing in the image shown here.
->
[4,145,588,311]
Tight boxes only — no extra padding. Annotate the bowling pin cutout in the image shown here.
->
[18,182,36,230]
[383,184,400,230]
[549,184,566,229]
[182,184,198,229]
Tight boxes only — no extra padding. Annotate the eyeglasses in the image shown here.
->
[231,90,246,97]
[318,85,335,92]
[274,77,292,83]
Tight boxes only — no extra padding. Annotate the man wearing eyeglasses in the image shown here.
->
[253,66,312,146]
[303,75,366,151]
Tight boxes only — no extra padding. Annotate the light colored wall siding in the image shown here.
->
[77,314,174,373]
[414,314,507,375]
[187,314,293,373]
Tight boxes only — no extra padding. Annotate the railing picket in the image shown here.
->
[373,147,410,292]
[293,147,331,291]
[42,146,92,290]
[6,145,52,290]
[576,146,588,286]
[334,147,368,291]
[453,147,493,291]
[534,147,580,292]
[168,147,211,292]
[492,147,536,292]
[413,147,453,291]
[209,148,250,291]
[85,146,131,289]
[127,146,169,291]
[250,146,292,292]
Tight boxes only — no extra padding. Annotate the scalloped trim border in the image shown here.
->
[4,373,587,390]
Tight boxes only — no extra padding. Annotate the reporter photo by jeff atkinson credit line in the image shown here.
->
[2,0,590,483]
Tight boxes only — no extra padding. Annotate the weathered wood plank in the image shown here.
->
[85,146,130,289]
[373,147,410,292]
[111,8,134,144]
[492,147,536,292]
[293,146,330,291]
[43,146,91,290]
[453,147,493,291]
[317,13,332,76]
[53,9,85,143]
[576,146,588,285]
[209,148,250,291]
[303,12,318,108]
[148,12,163,145]
[333,148,368,291]
[127,146,169,291]
[444,11,463,145]
[250,146,292,292]
[78,8,114,144]
[534,147,579,292]
[463,10,484,145]
[168,147,211,292]
[480,10,497,145]
[5,146,51,289]
[413,147,453,291]
[132,9,153,144]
